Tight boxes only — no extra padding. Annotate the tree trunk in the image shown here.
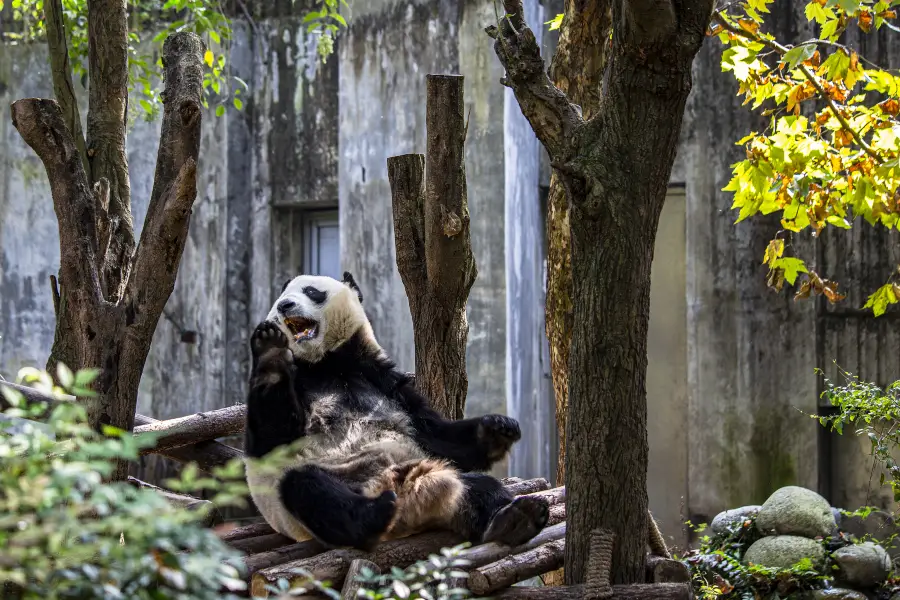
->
[544,0,612,491]
[13,28,206,481]
[488,0,712,585]
[388,75,477,420]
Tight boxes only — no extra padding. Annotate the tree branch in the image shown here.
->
[132,413,243,472]
[86,0,134,302]
[133,404,245,454]
[468,539,565,595]
[126,31,204,347]
[10,98,103,304]
[485,0,585,162]
[386,76,478,420]
[42,0,89,179]
[712,11,879,160]
[424,74,477,302]
[388,154,428,307]
[621,0,677,45]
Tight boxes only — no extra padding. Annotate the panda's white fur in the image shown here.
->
[244,275,465,545]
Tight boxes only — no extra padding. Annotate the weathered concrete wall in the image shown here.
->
[682,0,900,533]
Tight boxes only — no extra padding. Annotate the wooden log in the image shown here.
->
[492,583,692,600]
[243,539,327,577]
[341,559,379,600]
[218,521,276,543]
[459,522,566,568]
[468,539,565,595]
[645,555,691,584]
[230,532,294,555]
[133,404,246,454]
[505,477,550,496]
[133,413,243,472]
[0,381,242,472]
[127,476,221,527]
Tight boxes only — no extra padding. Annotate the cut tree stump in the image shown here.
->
[387,73,477,420]
[340,559,379,600]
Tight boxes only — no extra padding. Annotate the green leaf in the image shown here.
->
[56,363,74,389]
[233,97,243,110]
[783,44,816,69]
[772,257,809,285]
[215,104,225,117]
[863,283,898,316]
[209,30,220,44]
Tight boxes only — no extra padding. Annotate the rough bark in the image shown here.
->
[242,539,327,577]
[229,533,295,555]
[219,521,276,543]
[491,583,692,600]
[387,74,477,420]
[42,0,89,178]
[468,540,565,595]
[503,477,550,496]
[487,0,713,585]
[545,0,612,491]
[132,414,243,472]
[127,476,220,527]
[12,29,205,482]
[341,559,379,600]
[133,405,246,454]
[85,0,134,305]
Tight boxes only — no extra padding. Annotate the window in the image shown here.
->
[272,208,341,301]
[301,210,340,279]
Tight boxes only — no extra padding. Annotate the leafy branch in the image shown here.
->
[713,0,900,317]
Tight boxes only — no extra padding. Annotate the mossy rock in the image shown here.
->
[742,535,826,569]
[756,486,836,539]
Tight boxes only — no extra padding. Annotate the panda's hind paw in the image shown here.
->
[354,490,397,552]
[482,495,550,547]
[251,321,290,359]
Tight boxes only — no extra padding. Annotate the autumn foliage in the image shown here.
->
[715,0,900,316]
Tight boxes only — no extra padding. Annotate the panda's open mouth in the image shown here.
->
[284,317,319,342]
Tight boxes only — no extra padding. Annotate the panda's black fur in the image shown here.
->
[244,272,549,552]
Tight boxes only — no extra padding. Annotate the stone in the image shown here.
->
[742,535,826,569]
[840,509,900,559]
[710,505,761,535]
[832,542,892,588]
[807,589,867,600]
[755,486,836,538]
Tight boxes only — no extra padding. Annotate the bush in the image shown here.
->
[0,365,248,599]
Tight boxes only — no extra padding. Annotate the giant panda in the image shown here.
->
[243,272,549,552]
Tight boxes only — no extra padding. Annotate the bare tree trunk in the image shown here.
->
[13,26,206,481]
[387,74,477,419]
[488,0,712,585]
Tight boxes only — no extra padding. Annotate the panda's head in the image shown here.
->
[267,271,379,363]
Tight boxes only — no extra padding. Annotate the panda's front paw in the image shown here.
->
[477,414,521,461]
[251,321,290,360]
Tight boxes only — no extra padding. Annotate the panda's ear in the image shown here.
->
[280,278,292,294]
[342,271,363,303]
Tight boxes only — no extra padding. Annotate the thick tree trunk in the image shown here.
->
[544,0,612,490]
[13,30,206,481]
[388,75,477,419]
[488,0,712,585]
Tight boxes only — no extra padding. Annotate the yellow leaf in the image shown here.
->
[763,238,785,266]
[204,49,214,67]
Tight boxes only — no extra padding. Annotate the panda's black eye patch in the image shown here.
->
[302,286,327,304]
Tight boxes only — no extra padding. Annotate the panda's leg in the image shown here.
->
[449,473,550,547]
[278,464,397,552]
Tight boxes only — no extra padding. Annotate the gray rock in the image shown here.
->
[840,509,900,559]
[832,542,892,588]
[807,589,867,600]
[756,486,836,539]
[742,535,826,569]
[711,505,761,535]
